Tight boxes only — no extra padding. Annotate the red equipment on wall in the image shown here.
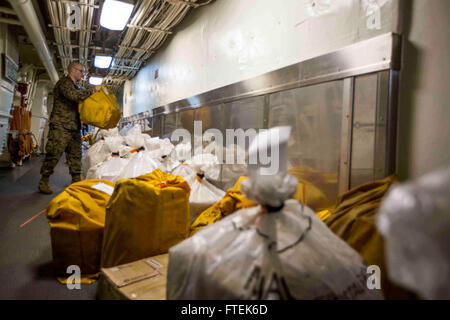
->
[8,82,39,165]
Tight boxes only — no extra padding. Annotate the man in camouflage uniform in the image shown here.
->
[39,62,100,194]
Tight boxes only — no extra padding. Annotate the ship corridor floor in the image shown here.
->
[0,154,97,299]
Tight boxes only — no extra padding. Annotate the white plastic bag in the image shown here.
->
[87,136,128,181]
[161,138,177,171]
[81,139,109,179]
[125,124,142,137]
[93,127,119,141]
[91,156,129,182]
[125,130,145,150]
[181,153,225,222]
[115,149,162,180]
[173,142,192,163]
[171,163,196,179]
[103,135,124,152]
[119,123,133,136]
[145,136,162,151]
[171,143,196,178]
[85,160,103,180]
[167,174,381,300]
[160,155,179,173]
[184,173,226,224]
[377,166,450,300]
[186,153,221,181]
[118,145,134,158]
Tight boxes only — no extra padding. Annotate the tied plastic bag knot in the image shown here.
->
[130,146,145,154]
[241,173,298,208]
[263,203,285,213]
[111,152,119,157]
[116,146,162,180]
[187,153,221,181]
[196,173,205,183]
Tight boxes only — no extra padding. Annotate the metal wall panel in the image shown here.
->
[152,116,163,137]
[339,78,355,194]
[194,104,225,134]
[350,73,378,188]
[162,112,178,138]
[0,86,13,117]
[374,71,390,180]
[119,34,399,205]
[179,109,195,135]
[223,96,265,130]
[223,95,265,149]
[268,81,343,210]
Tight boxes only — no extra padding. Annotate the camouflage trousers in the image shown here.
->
[40,124,82,177]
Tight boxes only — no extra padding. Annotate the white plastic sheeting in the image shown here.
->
[81,140,109,179]
[377,166,450,300]
[115,150,162,180]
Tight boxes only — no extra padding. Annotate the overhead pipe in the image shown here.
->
[0,17,21,25]
[0,7,16,15]
[8,0,59,84]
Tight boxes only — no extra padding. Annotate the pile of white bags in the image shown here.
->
[115,127,162,180]
[377,166,450,300]
[81,128,120,179]
[85,136,129,182]
[83,123,192,182]
[167,126,381,300]
[192,133,248,191]
[167,173,382,300]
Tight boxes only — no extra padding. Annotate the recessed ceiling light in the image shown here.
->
[94,56,113,69]
[100,0,134,31]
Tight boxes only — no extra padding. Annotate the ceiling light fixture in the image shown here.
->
[100,0,134,31]
[94,55,113,69]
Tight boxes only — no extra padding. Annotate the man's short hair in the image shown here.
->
[68,62,84,73]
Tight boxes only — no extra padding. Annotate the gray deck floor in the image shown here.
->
[0,154,97,299]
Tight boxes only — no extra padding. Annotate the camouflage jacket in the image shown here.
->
[49,76,94,130]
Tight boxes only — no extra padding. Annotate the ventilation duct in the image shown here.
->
[8,0,59,84]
